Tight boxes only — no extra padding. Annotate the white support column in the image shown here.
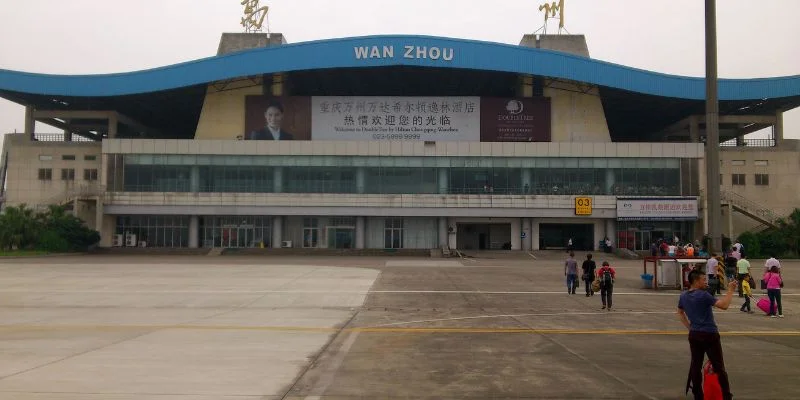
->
[189,215,199,248]
[521,169,532,194]
[522,218,532,251]
[532,219,541,250]
[356,167,366,194]
[272,216,283,248]
[775,110,784,143]
[190,166,200,193]
[511,218,522,250]
[438,217,448,248]
[273,167,283,193]
[438,168,449,194]
[355,216,365,249]
[605,219,616,249]
[447,217,457,250]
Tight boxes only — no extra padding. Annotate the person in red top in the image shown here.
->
[597,261,617,311]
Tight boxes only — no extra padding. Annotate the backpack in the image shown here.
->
[600,268,613,287]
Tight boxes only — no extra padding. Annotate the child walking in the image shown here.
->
[740,273,753,313]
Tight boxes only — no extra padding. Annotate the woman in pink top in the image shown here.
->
[762,266,784,318]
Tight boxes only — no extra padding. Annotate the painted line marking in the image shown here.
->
[0,324,798,336]
[2,289,797,296]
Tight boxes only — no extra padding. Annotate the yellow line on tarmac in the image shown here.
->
[1,324,799,336]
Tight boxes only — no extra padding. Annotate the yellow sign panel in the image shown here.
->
[575,197,592,215]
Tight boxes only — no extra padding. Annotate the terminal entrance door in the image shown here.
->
[456,223,511,250]
[539,224,594,251]
[221,225,255,248]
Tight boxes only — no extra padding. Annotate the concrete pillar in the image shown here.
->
[189,215,199,248]
[605,219,616,249]
[64,119,73,142]
[689,116,699,143]
[532,219,541,250]
[94,196,104,233]
[100,154,109,189]
[438,217,448,248]
[108,114,118,139]
[775,110,784,144]
[355,216,365,249]
[273,167,283,193]
[447,217,457,250]
[438,168,449,194]
[511,218,522,250]
[190,166,200,193]
[24,106,35,141]
[521,218,532,251]
[521,169,532,194]
[272,216,283,248]
[605,168,615,194]
[727,204,734,241]
[356,167,366,194]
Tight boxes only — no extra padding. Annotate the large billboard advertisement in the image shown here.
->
[243,96,550,142]
[616,198,699,221]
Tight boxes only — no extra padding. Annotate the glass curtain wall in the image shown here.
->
[615,221,695,251]
[199,216,272,248]
[115,216,189,248]
[107,155,683,196]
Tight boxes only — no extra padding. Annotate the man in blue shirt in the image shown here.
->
[677,269,737,400]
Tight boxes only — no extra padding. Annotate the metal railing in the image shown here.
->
[42,183,106,207]
[720,138,775,148]
[719,189,781,225]
[33,133,97,142]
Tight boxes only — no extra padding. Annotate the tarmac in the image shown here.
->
[0,252,797,399]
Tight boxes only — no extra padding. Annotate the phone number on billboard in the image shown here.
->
[371,133,422,140]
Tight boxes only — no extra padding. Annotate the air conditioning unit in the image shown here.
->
[112,234,123,247]
[124,234,137,247]
[138,241,147,248]
[281,240,293,248]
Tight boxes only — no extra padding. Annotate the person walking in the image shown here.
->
[740,273,753,313]
[764,255,781,274]
[763,266,784,318]
[678,270,737,400]
[597,261,616,310]
[581,253,597,297]
[565,252,579,295]
[736,255,751,297]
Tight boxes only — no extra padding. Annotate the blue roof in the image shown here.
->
[1,35,798,101]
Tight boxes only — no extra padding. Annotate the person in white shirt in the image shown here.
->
[668,244,677,257]
[764,256,781,273]
[706,255,719,279]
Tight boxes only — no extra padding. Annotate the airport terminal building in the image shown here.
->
[1,33,798,252]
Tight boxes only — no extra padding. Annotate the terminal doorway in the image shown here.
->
[457,223,511,250]
[539,224,594,251]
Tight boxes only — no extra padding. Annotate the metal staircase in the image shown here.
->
[719,190,782,229]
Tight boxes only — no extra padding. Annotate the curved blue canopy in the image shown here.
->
[0,35,798,100]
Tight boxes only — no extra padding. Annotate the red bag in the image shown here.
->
[702,360,723,400]
[757,298,772,315]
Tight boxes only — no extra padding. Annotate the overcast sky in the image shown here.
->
[1,0,798,150]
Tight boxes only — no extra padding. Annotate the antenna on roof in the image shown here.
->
[240,0,270,36]
[535,0,569,35]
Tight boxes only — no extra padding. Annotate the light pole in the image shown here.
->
[705,0,722,253]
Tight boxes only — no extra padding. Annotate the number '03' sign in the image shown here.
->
[575,197,592,215]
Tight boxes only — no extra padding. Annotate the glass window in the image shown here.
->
[732,174,745,185]
[61,155,76,161]
[61,168,75,181]
[384,218,404,249]
[755,174,769,186]
[39,155,53,161]
[83,169,98,181]
[84,155,97,161]
[731,160,745,166]
[38,168,52,180]
[754,160,768,166]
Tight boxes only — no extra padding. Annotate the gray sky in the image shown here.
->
[1,0,798,148]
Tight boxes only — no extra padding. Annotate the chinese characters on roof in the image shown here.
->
[241,0,268,32]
